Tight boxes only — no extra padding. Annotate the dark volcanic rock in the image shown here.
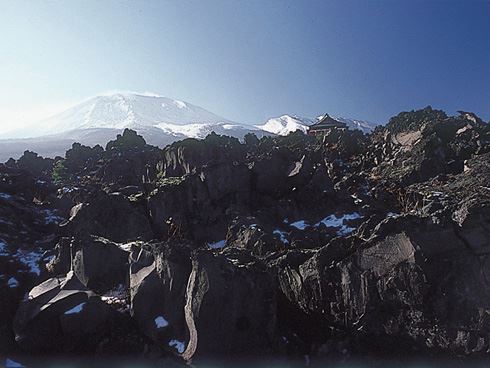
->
[62,191,154,242]
[69,235,131,293]
[13,271,114,353]
[182,249,278,361]
[129,242,192,351]
[225,216,277,256]
[159,133,246,178]
[4,107,490,363]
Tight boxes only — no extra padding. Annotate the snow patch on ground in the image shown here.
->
[0,240,8,256]
[273,229,290,245]
[5,358,25,368]
[289,220,309,230]
[315,212,362,235]
[169,339,185,353]
[60,186,78,194]
[207,240,226,249]
[8,277,19,288]
[155,316,169,328]
[43,209,65,225]
[13,249,43,275]
[64,302,86,315]
[286,212,363,236]
[387,212,401,218]
[0,193,13,201]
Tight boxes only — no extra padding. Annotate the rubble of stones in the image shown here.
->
[1,107,489,365]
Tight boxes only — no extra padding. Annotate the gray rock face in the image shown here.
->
[129,243,191,348]
[272,211,490,356]
[183,249,278,361]
[13,271,112,352]
[71,235,130,293]
[62,192,154,242]
[225,216,277,256]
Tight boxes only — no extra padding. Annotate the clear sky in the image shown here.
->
[0,0,489,130]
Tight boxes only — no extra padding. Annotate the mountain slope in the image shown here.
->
[0,93,270,160]
[9,93,239,138]
[256,115,314,136]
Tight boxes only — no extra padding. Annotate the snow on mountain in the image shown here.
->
[10,93,241,138]
[256,115,314,136]
[257,114,377,136]
[0,92,269,160]
[0,91,377,161]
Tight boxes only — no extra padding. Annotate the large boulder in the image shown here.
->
[273,212,490,357]
[61,191,153,242]
[49,235,132,293]
[225,216,277,256]
[129,242,192,353]
[148,174,231,242]
[13,271,114,353]
[182,249,278,361]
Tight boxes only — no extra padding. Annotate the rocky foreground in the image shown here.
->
[1,107,489,366]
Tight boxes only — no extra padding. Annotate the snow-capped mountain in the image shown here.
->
[8,93,257,139]
[0,92,376,161]
[257,114,377,136]
[0,93,271,160]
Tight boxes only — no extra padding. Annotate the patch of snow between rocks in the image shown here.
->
[64,302,86,315]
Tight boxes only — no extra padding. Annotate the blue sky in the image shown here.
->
[0,0,488,128]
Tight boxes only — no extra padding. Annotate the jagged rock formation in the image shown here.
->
[1,109,489,365]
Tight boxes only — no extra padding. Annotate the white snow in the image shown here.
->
[315,212,362,235]
[273,229,290,245]
[43,209,65,225]
[285,212,363,236]
[13,249,43,275]
[0,193,13,200]
[207,240,226,249]
[8,277,19,288]
[64,302,86,315]
[255,115,312,136]
[289,220,310,230]
[257,114,377,136]
[169,339,185,353]
[155,316,169,328]
[61,186,77,194]
[157,122,217,138]
[5,358,25,368]
[173,100,187,109]
[0,240,8,256]
[9,93,237,138]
